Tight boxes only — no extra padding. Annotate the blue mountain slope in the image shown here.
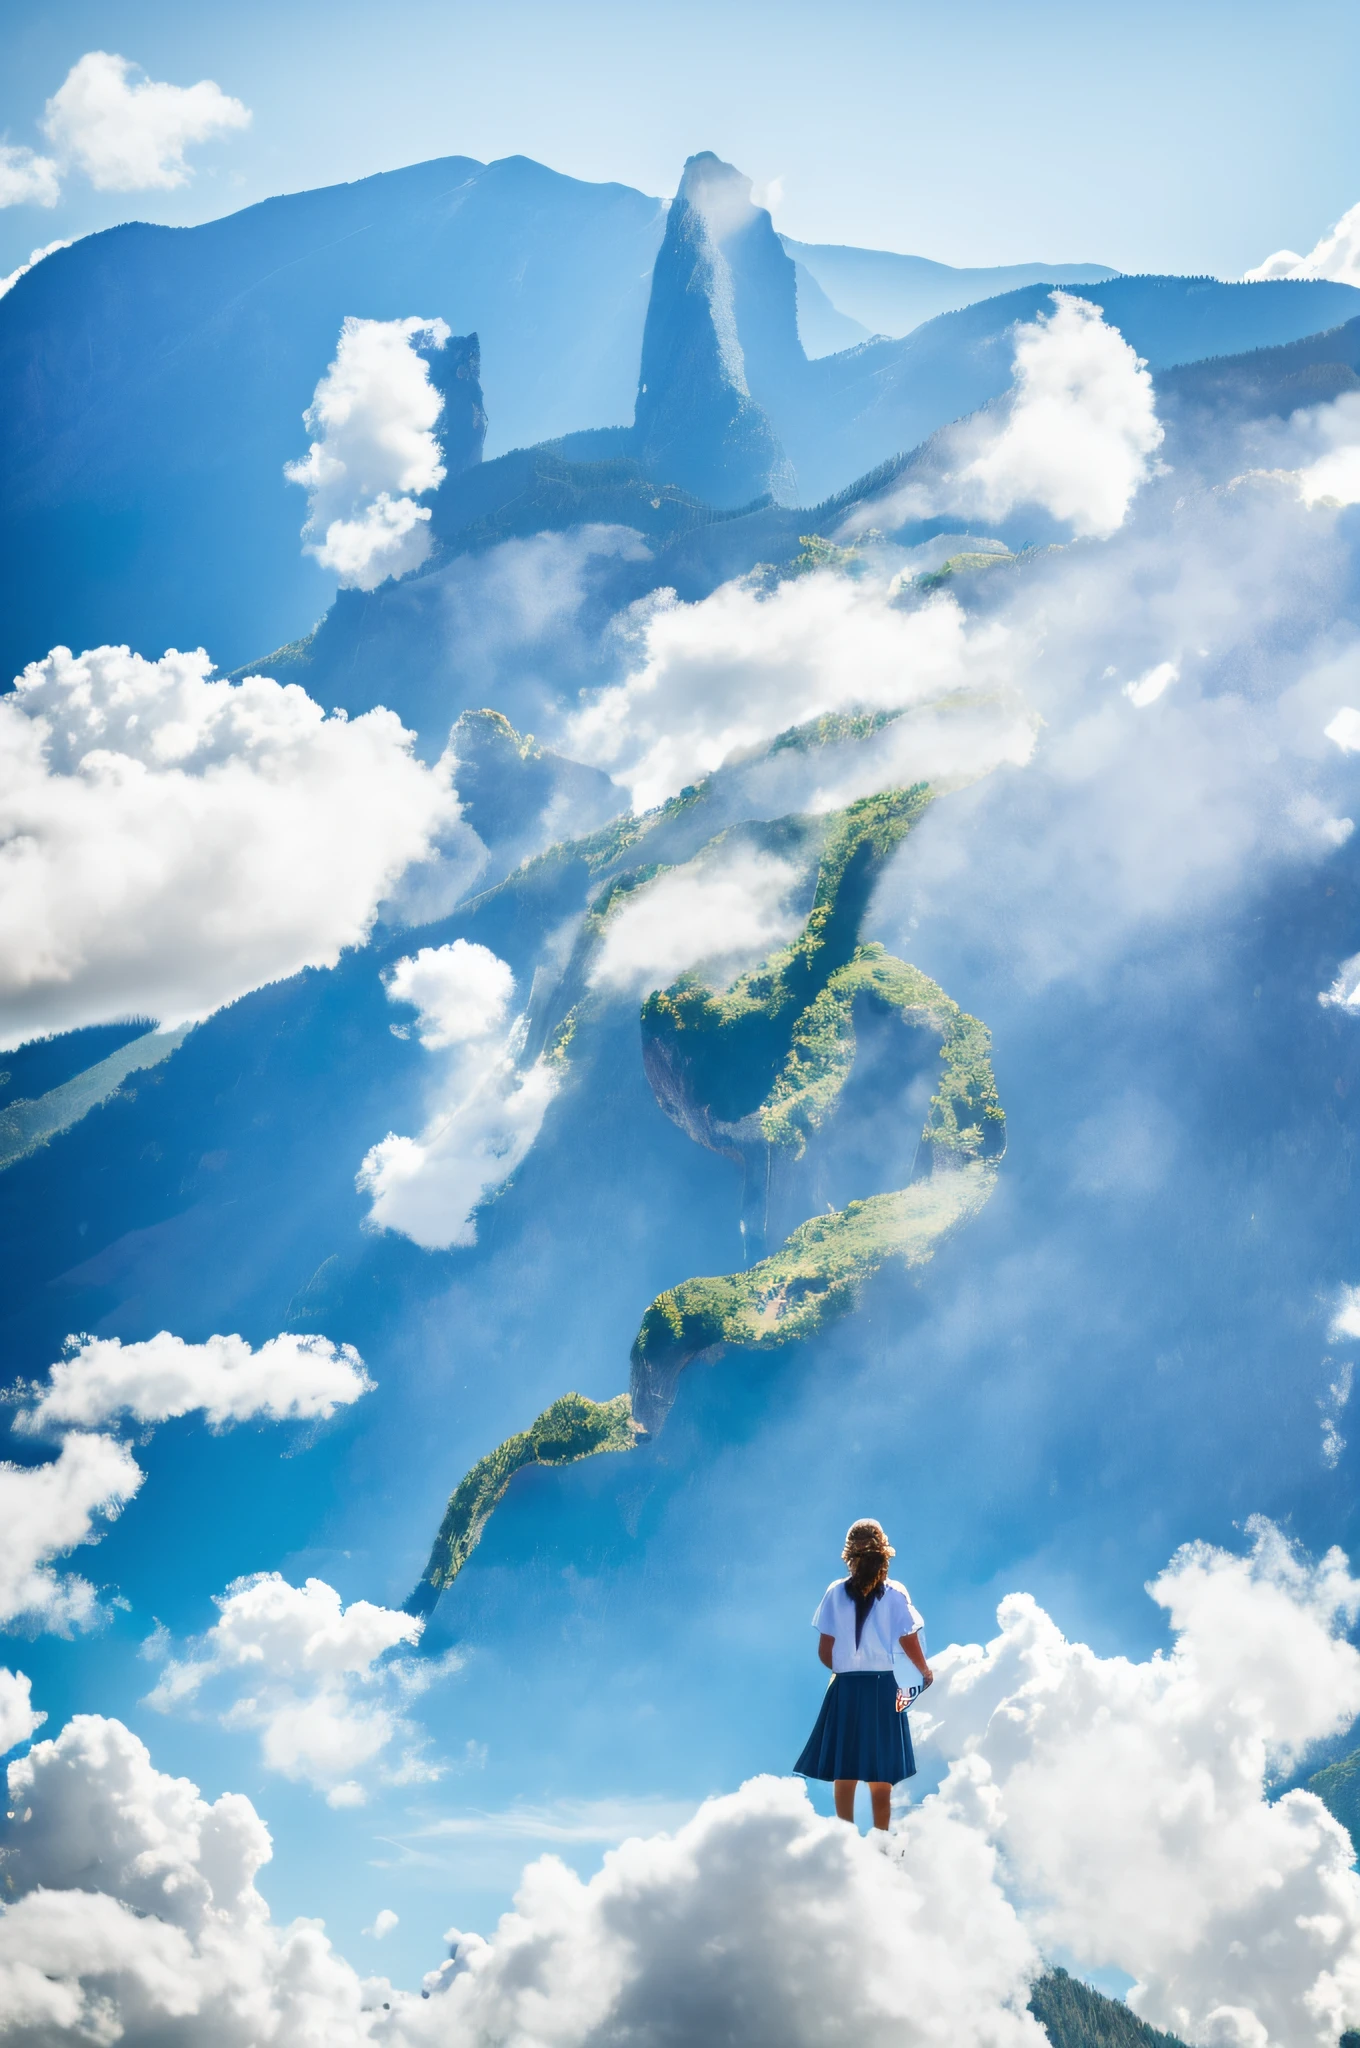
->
[783,236,1120,339]
[0,154,664,680]
[795,271,1360,499]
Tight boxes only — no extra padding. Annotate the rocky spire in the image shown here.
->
[633,153,805,507]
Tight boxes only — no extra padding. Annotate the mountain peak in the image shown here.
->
[633,153,802,508]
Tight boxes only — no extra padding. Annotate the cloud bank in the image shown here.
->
[359,943,557,1250]
[567,569,1012,811]
[14,1331,373,1438]
[1247,200,1360,287]
[0,644,464,1046]
[0,1434,142,1632]
[144,1574,432,1807]
[287,316,451,590]
[5,1526,1359,2045]
[923,1520,1360,2048]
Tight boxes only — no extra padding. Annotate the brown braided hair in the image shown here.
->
[842,1519,895,1645]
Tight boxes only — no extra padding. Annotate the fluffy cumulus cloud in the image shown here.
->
[0,1667,45,1754]
[144,1574,432,1807]
[41,50,250,193]
[7,1527,1360,2046]
[0,1434,142,1632]
[0,1714,397,2044]
[1247,200,1360,287]
[590,842,807,995]
[0,644,465,1046]
[922,1520,1360,2048]
[286,316,451,590]
[412,1773,1042,2046]
[383,939,514,1049]
[0,147,61,210]
[949,293,1164,538]
[359,943,557,1250]
[0,1723,1042,2048]
[13,1330,373,1438]
[845,292,1164,543]
[567,568,1014,811]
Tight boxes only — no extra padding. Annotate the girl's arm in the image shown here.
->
[899,1630,933,1687]
[818,1633,835,1670]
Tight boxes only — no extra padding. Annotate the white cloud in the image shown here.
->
[567,569,1012,812]
[360,946,557,1250]
[365,1910,400,1940]
[42,51,250,193]
[10,1529,1360,2046]
[0,146,61,209]
[839,293,1164,545]
[144,1573,431,1802]
[0,1434,142,1632]
[0,1667,45,1753]
[286,316,451,590]
[921,1520,1360,2048]
[1246,200,1360,286]
[0,1713,395,2044]
[0,236,72,297]
[590,842,806,995]
[950,293,1164,538]
[1327,705,1360,751]
[1330,1287,1360,1341]
[1124,659,1178,708]
[411,1773,1042,2046]
[0,1715,1045,2048]
[1291,393,1360,509]
[13,1330,374,1438]
[384,940,514,1049]
[876,471,1360,992]
[0,644,466,1046]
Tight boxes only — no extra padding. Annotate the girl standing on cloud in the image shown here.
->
[794,1518,932,1831]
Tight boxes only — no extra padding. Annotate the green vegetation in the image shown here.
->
[641,787,931,1126]
[916,551,1014,592]
[631,1160,995,1430]
[1311,1746,1360,1858]
[1029,1968,1188,2048]
[628,785,1005,1432]
[759,943,1003,1160]
[410,1392,634,1609]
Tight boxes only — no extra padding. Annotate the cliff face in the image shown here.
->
[633,153,801,508]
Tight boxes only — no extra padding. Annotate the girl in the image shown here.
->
[793,1518,933,1830]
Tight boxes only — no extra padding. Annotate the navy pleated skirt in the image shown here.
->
[794,1670,917,1783]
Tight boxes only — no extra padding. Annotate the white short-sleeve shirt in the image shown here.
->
[813,1576,925,1673]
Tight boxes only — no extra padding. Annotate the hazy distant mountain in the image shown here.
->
[0,153,664,680]
[783,236,1120,344]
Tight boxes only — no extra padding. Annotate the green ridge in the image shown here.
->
[1029,1968,1189,2048]
[409,1392,634,1610]
[640,786,931,1126]
[629,785,1004,1432]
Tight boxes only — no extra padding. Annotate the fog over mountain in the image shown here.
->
[4,133,1360,2048]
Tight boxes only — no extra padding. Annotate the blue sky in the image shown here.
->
[2,0,1359,280]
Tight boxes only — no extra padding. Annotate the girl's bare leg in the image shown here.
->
[869,1781,892,1831]
[833,1779,857,1822]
